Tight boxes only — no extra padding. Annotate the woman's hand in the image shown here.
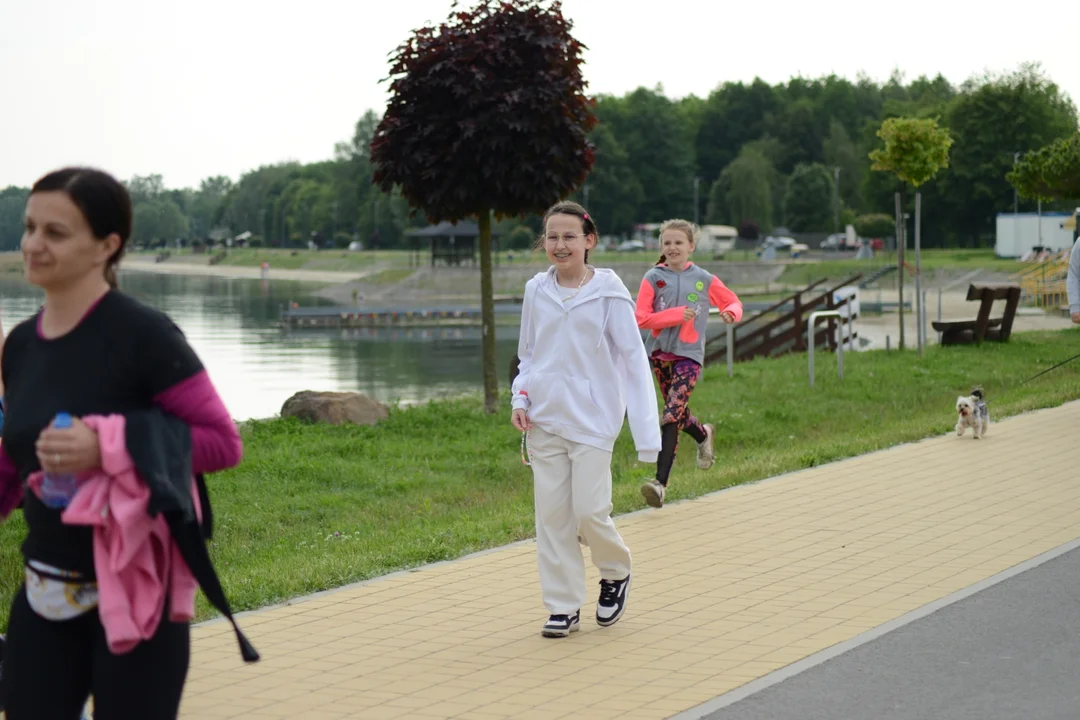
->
[719,311,736,324]
[682,307,696,322]
[36,417,101,474]
[511,408,531,432]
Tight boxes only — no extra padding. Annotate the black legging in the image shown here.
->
[0,585,190,720]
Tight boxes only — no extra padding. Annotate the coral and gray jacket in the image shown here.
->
[635,263,743,365]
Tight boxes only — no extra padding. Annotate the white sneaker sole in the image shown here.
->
[541,622,580,638]
[640,481,664,508]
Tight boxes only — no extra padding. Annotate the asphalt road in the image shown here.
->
[697,543,1080,720]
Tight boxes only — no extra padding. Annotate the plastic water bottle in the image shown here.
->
[39,412,78,510]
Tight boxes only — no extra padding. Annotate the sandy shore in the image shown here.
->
[120,256,369,284]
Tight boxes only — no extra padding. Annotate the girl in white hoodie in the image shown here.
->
[511,201,661,638]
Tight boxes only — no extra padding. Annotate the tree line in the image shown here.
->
[0,63,1076,253]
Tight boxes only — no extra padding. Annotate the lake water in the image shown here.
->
[0,271,520,420]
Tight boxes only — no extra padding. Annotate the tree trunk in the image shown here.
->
[478,211,498,414]
[895,189,906,351]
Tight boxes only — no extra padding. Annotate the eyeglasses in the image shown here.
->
[520,431,531,466]
[544,234,588,244]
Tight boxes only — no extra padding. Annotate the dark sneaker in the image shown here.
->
[541,611,580,638]
[640,479,666,508]
[596,575,631,627]
[697,423,716,470]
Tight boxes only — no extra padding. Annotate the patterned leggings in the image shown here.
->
[650,357,706,484]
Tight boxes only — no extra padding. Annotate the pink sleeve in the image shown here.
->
[0,444,22,519]
[635,279,686,330]
[709,276,743,322]
[153,371,242,474]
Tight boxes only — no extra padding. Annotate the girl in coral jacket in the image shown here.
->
[511,201,660,639]
[635,219,743,509]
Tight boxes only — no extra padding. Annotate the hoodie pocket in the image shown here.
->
[528,372,607,434]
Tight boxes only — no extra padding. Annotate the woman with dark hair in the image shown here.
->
[0,167,244,719]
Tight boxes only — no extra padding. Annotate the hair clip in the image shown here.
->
[583,212,590,220]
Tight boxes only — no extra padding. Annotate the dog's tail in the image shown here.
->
[971,386,985,400]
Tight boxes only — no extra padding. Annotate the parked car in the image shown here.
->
[616,240,646,253]
[820,233,857,250]
[762,236,795,251]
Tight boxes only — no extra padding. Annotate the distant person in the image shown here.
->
[511,201,660,638]
[1069,236,1080,324]
[0,167,248,719]
[635,219,743,508]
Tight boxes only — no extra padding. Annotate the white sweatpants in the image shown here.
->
[528,426,631,614]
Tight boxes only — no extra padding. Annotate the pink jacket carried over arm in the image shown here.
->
[27,414,201,655]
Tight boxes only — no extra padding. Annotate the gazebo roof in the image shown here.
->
[405,221,502,238]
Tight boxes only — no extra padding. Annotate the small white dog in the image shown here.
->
[955,387,989,439]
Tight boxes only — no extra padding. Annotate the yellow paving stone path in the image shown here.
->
[181,401,1080,719]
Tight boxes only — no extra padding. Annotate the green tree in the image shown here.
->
[217,163,300,244]
[869,115,953,350]
[695,79,779,185]
[126,175,166,204]
[940,64,1077,243]
[132,198,189,246]
[594,87,695,222]
[1007,132,1080,201]
[708,147,776,230]
[0,186,29,251]
[370,0,597,413]
[823,119,863,210]
[583,123,644,236]
[189,176,232,239]
[869,116,953,188]
[783,163,834,231]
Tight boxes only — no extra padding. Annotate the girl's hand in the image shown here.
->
[36,417,101,474]
[511,409,532,432]
[682,307,696,322]
[719,311,736,324]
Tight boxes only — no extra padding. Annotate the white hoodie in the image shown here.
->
[512,266,661,462]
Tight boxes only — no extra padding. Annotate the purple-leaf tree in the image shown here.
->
[371,0,597,413]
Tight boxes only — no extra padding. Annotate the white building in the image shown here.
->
[995,212,1074,258]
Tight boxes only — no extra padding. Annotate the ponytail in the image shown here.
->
[656,254,666,265]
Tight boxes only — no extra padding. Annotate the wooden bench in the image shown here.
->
[931,283,1022,346]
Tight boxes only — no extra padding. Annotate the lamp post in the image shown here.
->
[833,166,841,235]
[693,176,700,226]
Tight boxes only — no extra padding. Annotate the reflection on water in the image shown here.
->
[0,271,519,420]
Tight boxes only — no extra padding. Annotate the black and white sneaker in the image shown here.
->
[541,611,580,638]
[596,575,630,627]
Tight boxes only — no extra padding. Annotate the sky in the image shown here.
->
[2,0,1078,190]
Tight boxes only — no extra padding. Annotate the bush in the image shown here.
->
[738,221,760,240]
[506,225,538,250]
[855,213,896,239]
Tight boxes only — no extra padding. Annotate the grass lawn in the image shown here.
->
[3,328,1079,628]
